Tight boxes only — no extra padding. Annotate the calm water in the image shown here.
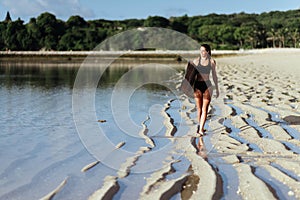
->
[0,62,190,199]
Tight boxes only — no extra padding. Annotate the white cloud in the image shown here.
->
[1,0,95,20]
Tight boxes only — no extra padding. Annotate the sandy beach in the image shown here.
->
[1,49,300,199]
[79,50,300,199]
[175,50,300,199]
[40,49,300,200]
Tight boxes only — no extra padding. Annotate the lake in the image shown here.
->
[0,60,196,199]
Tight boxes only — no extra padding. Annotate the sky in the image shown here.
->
[0,0,299,22]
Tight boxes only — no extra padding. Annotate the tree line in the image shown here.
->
[1,9,300,51]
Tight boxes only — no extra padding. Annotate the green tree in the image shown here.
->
[216,24,236,46]
[0,22,7,50]
[144,16,169,28]
[122,19,144,29]
[170,15,189,33]
[4,18,28,50]
[66,15,87,28]
[202,14,228,25]
[277,27,289,47]
[1,9,300,51]
[26,18,40,50]
[289,28,300,48]
[234,26,251,48]
[58,28,86,50]
[187,17,205,40]
[241,21,266,48]
[84,28,107,50]
[36,12,65,50]
[228,13,258,27]
[267,28,278,48]
[197,25,217,43]
[4,11,12,22]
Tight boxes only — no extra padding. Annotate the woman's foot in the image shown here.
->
[196,125,200,133]
[195,125,201,136]
[197,125,207,133]
[196,125,207,136]
[200,128,207,135]
[196,132,204,137]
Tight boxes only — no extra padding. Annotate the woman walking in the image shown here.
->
[192,44,219,135]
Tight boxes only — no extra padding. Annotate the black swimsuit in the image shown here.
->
[194,59,212,93]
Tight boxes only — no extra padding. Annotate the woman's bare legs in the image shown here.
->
[194,91,203,127]
[194,87,212,134]
[199,88,211,133]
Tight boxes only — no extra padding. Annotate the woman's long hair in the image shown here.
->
[201,44,211,56]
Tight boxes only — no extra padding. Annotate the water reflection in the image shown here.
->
[192,136,207,158]
[0,63,181,91]
[0,65,78,89]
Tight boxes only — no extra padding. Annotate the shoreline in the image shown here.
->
[1,48,300,66]
[0,50,236,64]
[1,48,300,56]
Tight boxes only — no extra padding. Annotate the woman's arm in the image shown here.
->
[211,59,219,98]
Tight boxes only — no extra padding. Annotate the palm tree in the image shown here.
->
[289,28,299,48]
[277,28,289,48]
[267,28,277,48]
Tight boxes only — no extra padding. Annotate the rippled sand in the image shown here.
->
[83,50,300,199]
[194,50,300,199]
[50,51,300,199]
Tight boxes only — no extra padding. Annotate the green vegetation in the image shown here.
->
[1,10,300,51]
